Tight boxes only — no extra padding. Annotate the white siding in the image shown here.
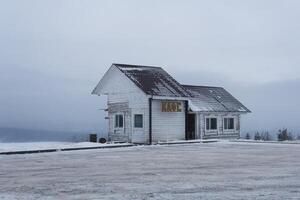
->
[94,66,149,143]
[151,100,186,142]
[94,65,243,143]
[94,65,148,107]
[199,112,240,139]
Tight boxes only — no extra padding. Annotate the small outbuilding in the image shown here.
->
[92,63,251,144]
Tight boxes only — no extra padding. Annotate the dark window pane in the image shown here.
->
[206,118,209,130]
[115,115,118,127]
[119,115,123,128]
[224,118,234,130]
[115,115,123,128]
[210,118,217,130]
[229,118,234,129]
[134,114,143,128]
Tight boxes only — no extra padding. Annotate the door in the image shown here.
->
[113,113,126,141]
[186,113,196,140]
[131,113,145,143]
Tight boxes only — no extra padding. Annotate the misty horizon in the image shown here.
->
[1,0,300,138]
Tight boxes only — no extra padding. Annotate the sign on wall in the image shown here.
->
[161,101,182,112]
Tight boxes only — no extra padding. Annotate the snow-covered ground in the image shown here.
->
[233,139,300,144]
[1,142,300,199]
[0,142,129,153]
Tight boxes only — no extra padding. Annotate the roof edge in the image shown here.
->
[113,63,162,69]
[182,84,223,89]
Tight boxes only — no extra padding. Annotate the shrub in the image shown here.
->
[245,133,251,140]
[278,128,294,141]
[254,132,261,140]
[288,132,295,141]
[261,131,272,141]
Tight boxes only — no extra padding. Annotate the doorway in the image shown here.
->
[186,113,196,140]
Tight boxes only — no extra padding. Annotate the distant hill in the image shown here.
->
[0,127,90,143]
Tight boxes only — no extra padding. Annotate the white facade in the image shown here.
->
[92,64,247,144]
[198,112,241,139]
[93,65,150,143]
[152,99,186,142]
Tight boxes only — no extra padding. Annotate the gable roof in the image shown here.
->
[93,63,250,113]
[114,63,191,97]
[183,85,251,113]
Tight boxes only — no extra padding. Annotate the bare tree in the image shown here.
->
[261,131,272,141]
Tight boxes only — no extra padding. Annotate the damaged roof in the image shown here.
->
[183,85,251,113]
[114,63,191,97]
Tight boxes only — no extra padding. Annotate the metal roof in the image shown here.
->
[114,63,191,97]
[183,85,251,113]
[107,63,250,113]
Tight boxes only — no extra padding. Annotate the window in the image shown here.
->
[206,118,217,130]
[134,114,143,128]
[224,118,234,130]
[115,114,123,128]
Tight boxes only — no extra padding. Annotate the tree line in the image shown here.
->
[245,128,300,141]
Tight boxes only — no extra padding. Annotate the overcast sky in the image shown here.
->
[0,0,300,134]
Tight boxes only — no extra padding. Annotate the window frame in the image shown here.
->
[205,117,218,131]
[114,114,124,129]
[134,114,143,128]
[223,117,234,130]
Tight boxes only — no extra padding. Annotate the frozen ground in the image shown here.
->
[0,142,128,153]
[0,142,300,200]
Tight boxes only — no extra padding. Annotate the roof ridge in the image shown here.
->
[113,63,162,69]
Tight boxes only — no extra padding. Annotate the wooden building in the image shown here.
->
[92,63,251,144]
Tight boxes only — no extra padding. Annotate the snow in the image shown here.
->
[1,142,300,199]
[158,139,218,144]
[188,99,200,111]
[233,139,300,144]
[188,98,217,112]
[238,107,247,112]
[0,142,129,153]
[119,67,145,71]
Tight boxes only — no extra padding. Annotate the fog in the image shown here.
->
[1,0,300,138]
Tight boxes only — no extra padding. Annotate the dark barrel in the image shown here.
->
[89,134,97,143]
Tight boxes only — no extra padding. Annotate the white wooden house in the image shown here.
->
[92,63,251,144]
